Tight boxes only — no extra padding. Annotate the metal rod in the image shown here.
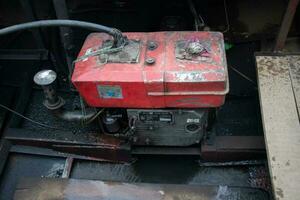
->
[52,0,74,74]
[274,0,300,51]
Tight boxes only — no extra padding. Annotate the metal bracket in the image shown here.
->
[98,40,141,64]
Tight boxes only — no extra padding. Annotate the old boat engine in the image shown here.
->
[35,30,229,147]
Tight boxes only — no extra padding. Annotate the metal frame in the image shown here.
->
[0,49,48,61]
[2,127,266,163]
[201,134,266,162]
[4,128,132,163]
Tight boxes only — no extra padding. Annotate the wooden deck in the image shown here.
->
[256,55,300,200]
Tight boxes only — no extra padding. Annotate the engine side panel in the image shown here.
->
[127,109,208,146]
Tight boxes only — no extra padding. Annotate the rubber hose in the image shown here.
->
[0,19,125,47]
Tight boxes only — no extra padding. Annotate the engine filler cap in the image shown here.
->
[34,69,57,86]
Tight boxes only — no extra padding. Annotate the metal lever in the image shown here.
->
[33,69,65,110]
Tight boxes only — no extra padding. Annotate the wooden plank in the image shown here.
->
[289,56,300,114]
[256,55,300,200]
[14,177,269,200]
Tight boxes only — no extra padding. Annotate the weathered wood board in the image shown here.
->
[289,56,300,114]
[14,178,269,200]
[256,55,300,200]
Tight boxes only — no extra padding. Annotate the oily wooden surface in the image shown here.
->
[256,55,300,200]
[14,178,268,200]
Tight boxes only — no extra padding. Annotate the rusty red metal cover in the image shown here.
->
[72,31,229,108]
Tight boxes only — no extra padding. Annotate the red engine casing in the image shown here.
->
[72,31,229,108]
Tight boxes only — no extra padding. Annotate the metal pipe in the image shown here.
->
[51,108,96,123]
[33,69,97,123]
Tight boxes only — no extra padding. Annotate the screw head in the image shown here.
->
[147,41,158,50]
[145,57,156,65]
